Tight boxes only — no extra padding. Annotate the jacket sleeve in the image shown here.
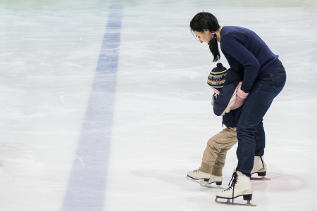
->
[221,34,260,92]
[213,81,239,116]
[221,82,242,115]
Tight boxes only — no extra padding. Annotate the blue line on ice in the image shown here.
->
[61,3,122,211]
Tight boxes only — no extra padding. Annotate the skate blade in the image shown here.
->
[186,177,199,183]
[215,197,256,207]
[186,176,206,184]
[200,182,224,189]
[250,177,271,181]
[200,183,225,189]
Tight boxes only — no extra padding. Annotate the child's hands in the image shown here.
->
[212,87,220,95]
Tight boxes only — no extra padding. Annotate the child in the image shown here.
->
[186,63,266,187]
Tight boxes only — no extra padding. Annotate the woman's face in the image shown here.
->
[193,30,213,43]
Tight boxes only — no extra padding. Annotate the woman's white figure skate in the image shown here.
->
[186,170,222,187]
[251,156,270,180]
[215,171,256,206]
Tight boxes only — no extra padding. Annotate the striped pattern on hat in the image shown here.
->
[207,63,228,90]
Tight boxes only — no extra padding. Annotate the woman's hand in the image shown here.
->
[231,83,249,110]
[236,87,249,99]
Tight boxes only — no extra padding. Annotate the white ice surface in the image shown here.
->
[0,0,317,211]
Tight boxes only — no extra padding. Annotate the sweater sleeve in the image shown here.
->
[221,35,260,92]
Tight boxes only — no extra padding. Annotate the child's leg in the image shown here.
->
[212,128,238,176]
[200,128,238,176]
[212,150,228,176]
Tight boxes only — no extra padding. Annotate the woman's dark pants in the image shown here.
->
[236,68,286,177]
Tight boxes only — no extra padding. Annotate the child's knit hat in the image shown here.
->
[207,63,228,90]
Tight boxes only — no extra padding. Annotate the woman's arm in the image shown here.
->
[221,34,260,93]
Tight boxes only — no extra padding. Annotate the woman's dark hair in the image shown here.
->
[190,12,221,62]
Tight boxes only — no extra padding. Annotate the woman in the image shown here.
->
[190,12,286,203]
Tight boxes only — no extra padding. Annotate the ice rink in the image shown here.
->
[1,0,317,210]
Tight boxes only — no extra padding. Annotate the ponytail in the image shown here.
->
[208,33,220,62]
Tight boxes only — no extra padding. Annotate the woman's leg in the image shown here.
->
[236,71,286,176]
[255,121,265,156]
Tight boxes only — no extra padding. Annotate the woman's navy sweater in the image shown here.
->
[220,26,282,93]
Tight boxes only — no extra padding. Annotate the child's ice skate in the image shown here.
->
[187,169,222,187]
[215,171,255,206]
[200,174,222,187]
[186,169,211,184]
[251,156,268,180]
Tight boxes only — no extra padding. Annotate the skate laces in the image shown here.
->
[224,172,236,186]
[223,172,238,203]
[222,172,238,192]
[260,156,265,169]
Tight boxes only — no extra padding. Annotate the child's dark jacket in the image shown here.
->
[212,69,243,128]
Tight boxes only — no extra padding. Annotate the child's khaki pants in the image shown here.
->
[199,128,237,176]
